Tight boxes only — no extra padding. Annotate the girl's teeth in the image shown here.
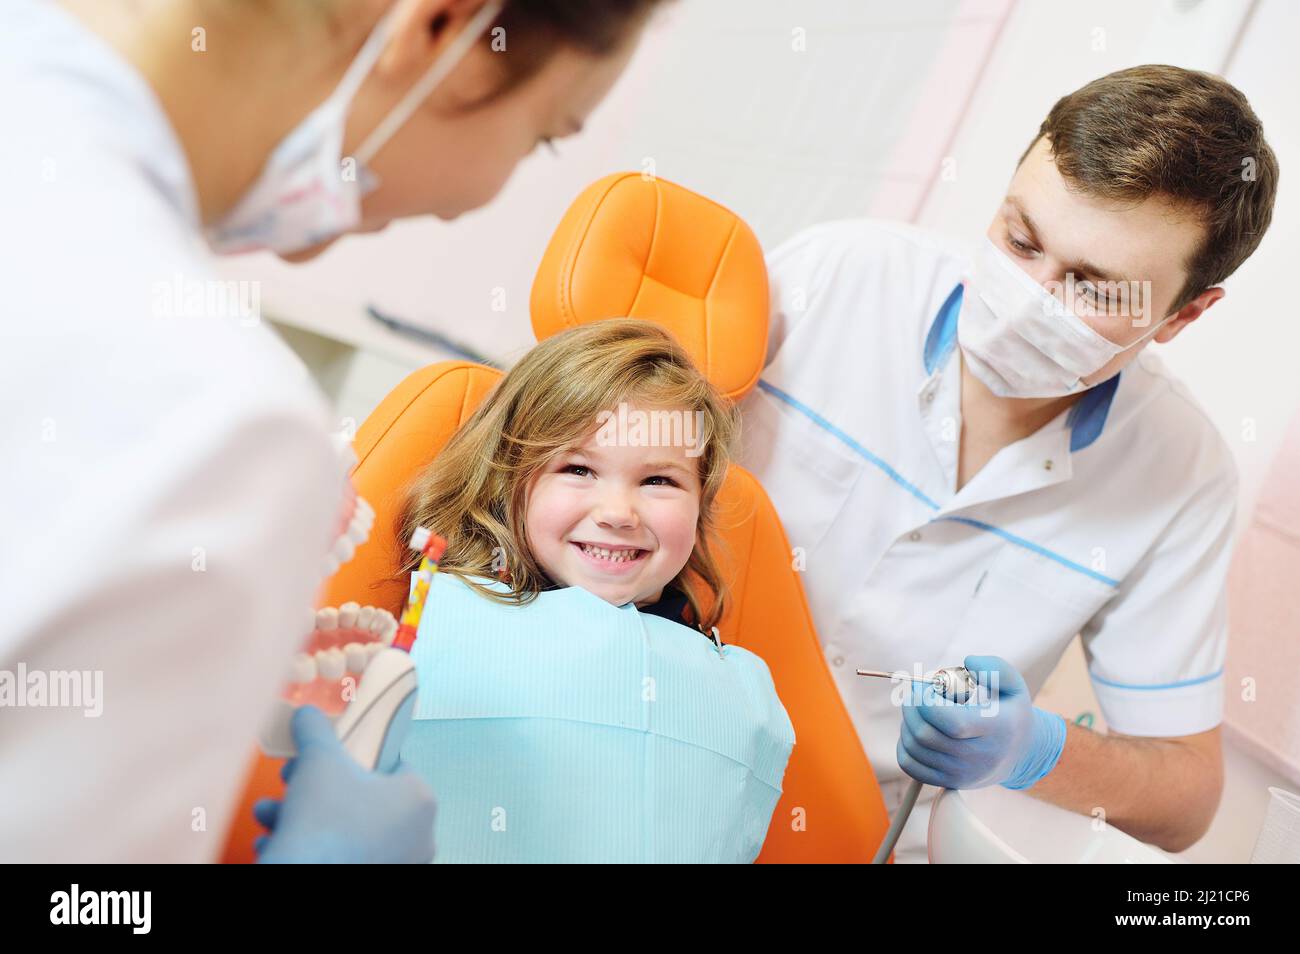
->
[357,606,375,631]
[580,543,640,562]
[315,607,339,631]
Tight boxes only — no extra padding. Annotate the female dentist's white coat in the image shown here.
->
[0,0,346,860]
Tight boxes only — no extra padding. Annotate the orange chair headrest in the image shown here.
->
[530,173,769,402]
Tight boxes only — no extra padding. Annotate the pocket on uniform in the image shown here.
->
[739,387,864,556]
[988,543,1118,615]
[948,541,1118,688]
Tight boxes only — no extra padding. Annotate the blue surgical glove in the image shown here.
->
[253,705,437,864]
[896,654,1066,790]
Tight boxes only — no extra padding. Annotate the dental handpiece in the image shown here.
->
[856,665,978,863]
[856,666,979,703]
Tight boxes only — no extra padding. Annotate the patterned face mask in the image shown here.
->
[206,0,503,256]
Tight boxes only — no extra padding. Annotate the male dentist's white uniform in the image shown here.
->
[739,219,1236,863]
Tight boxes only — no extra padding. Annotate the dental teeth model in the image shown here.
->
[321,486,374,579]
[281,603,400,717]
[264,516,437,768]
[263,601,417,769]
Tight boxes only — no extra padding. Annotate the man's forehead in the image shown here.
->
[1006,143,1202,282]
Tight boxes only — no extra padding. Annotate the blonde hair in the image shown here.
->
[395,319,739,632]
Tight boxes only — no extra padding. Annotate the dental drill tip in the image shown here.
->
[856,669,932,685]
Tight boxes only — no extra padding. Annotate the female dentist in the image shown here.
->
[0,0,662,862]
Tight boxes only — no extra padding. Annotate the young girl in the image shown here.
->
[394,319,794,863]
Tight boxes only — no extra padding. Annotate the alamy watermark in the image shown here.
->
[594,402,707,458]
[888,664,1001,717]
[1,665,103,717]
[1043,273,1156,327]
[152,272,261,326]
[50,885,150,934]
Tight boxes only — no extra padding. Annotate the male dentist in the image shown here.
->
[739,66,1279,862]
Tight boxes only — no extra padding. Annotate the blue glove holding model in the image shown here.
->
[896,654,1067,790]
[254,706,437,863]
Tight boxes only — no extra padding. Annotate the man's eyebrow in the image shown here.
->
[1005,195,1042,246]
[1006,195,1124,283]
[1065,256,1124,285]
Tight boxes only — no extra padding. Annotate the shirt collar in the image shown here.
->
[922,282,1119,453]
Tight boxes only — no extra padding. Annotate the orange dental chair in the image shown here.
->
[221,172,891,863]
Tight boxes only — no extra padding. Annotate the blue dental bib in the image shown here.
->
[401,574,795,863]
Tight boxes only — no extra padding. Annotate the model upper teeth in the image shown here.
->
[285,605,398,701]
[578,543,642,562]
[322,495,375,577]
[317,603,392,634]
[332,535,356,563]
[338,601,360,629]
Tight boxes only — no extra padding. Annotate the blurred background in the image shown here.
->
[221,0,1298,861]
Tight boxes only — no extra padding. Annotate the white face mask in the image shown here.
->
[206,0,504,256]
[958,237,1169,398]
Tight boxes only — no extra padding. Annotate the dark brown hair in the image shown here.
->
[454,0,669,107]
[1021,65,1278,312]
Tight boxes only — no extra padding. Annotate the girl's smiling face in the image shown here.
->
[525,409,702,608]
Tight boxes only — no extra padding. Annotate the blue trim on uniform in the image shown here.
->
[921,282,1121,452]
[1089,667,1223,691]
[936,515,1120,587]
[754,378,1121,589]
[923,283,965,375]
[755,380,941,510]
